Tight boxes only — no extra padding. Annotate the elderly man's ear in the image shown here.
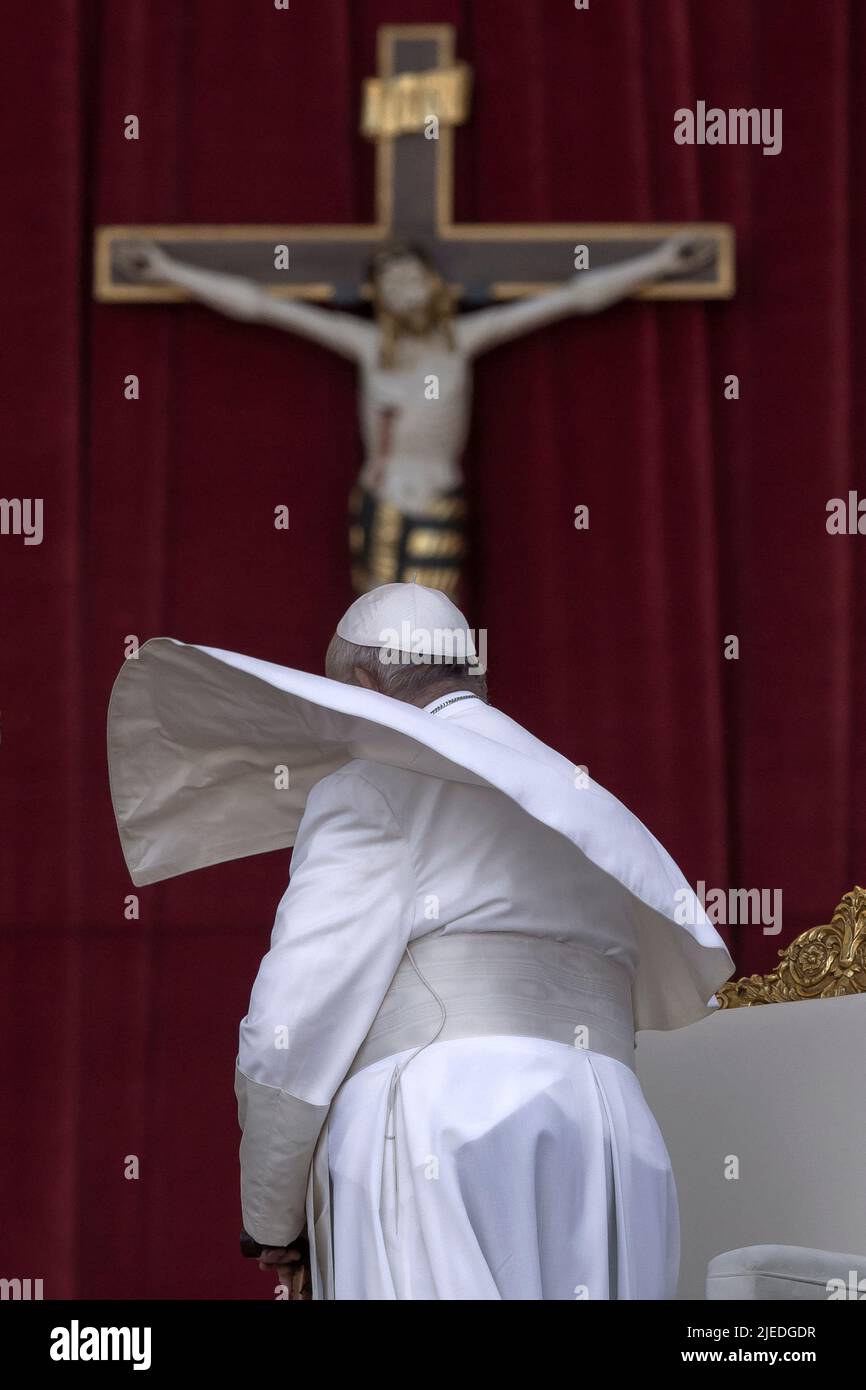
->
[353,667,378,691]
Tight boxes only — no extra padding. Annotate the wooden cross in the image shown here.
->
[94,24,734,306]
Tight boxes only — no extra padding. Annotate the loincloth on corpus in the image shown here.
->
[348,483,467,597]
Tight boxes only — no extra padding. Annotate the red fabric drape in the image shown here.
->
[1,0,863,1298]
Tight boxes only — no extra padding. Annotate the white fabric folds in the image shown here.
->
[106,637,733,1032]
[324,1037,680,1299]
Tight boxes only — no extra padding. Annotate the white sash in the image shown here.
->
[306,931,636,1299]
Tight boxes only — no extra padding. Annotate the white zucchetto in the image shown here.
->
[336,582,477,662]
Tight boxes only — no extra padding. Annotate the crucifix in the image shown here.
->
[95,23,735,598]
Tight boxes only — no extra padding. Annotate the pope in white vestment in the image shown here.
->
[106,584,735,1301]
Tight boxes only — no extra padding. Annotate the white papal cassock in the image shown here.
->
[107,631,734,1301]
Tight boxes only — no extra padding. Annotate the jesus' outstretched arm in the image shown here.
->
[117,242,375,363]
[455,234,714,358]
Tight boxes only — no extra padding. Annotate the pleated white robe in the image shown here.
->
[236,694,688,1299]
[328,1037,679,1300]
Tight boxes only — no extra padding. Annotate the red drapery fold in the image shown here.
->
[1,0,863,1297]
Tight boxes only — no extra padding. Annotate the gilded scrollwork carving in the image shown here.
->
[716,886,866,1007]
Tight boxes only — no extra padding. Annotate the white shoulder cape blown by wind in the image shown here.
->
[107,638,734,1031]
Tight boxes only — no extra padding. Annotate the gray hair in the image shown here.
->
[325,633,489,706]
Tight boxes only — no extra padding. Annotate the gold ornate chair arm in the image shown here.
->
[716,886,866,1007]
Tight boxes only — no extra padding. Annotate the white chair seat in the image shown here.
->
[707,1244,866,1300]
[636,994,866,1297]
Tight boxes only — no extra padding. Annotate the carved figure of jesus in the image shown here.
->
[122,236,711,595]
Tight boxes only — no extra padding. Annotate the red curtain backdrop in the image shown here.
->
[2,0,864,1298]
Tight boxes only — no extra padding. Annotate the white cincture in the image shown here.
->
[382,941,449,1234]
